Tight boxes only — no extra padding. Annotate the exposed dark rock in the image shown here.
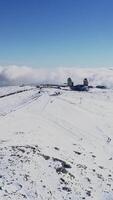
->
[21,194,27,198]
[15,131,24,135]
[74,151,82,155]
[54,147,60,151]
[56,167,67,174]
[68,172,75,179]
[99,166,104,169]
[17,147,25,153]
[77,164,87,170]
[52,157,71,168]
[108,174,112,177]
[107,137,111,143]
[62,187,71,192]
[60,178,68,185]
[86,177,91,183]
[56,164,71,176]
[24,174,29,181]
[92,154,96,158]
[107,183,111,187]
[63,163,71,169]
[86,190,91,196]
[43,185,46,188]
[97,173,104,181]
[41,154,50,160]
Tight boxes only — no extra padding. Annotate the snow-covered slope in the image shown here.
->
[0,86,113,200]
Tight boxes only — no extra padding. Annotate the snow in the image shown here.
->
[0,86,113,200]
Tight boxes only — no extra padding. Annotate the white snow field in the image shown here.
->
[0,86,113,200]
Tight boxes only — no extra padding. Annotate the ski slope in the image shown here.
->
[0,86,113,200]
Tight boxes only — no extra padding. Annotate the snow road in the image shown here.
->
[0,86,113,200]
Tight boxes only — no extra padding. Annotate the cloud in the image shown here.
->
[0,65,113,88]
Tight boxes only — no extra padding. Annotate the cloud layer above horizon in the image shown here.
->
[0,65,113,88]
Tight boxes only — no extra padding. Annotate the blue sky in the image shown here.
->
[0,0,113,68]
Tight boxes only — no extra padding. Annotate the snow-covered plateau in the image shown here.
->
[0,85,113,200]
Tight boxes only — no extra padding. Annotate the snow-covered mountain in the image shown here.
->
[0,86,113,200]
